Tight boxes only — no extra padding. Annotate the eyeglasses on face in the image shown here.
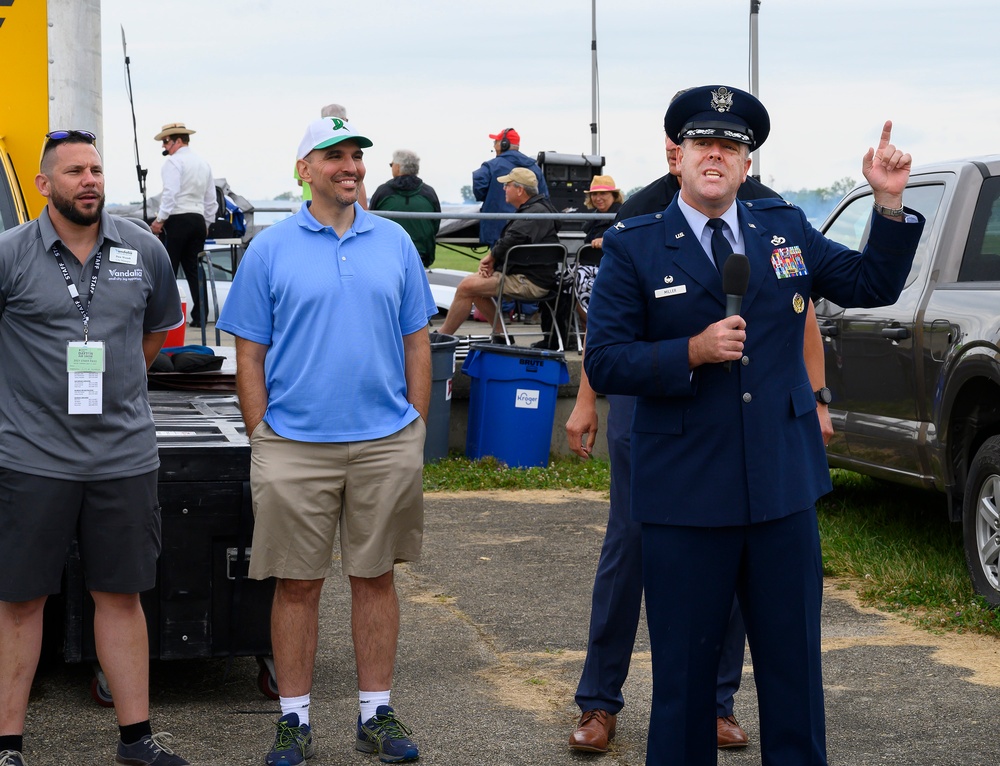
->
[46,130,97,143]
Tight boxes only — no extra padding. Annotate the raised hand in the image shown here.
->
[861,120,912,201]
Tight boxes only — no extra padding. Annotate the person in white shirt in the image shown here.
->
[151,122,217,325]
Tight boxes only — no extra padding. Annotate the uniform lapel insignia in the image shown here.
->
[614,221,625,230]
[674,232,685,239]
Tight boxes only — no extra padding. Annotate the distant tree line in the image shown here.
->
[775,177,857,225]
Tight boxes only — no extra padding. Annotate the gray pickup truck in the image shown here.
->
[815,156,1000,606]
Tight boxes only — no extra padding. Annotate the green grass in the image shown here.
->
[817,469,1000,636]
[431,244,483,272]
[423,457,1000,637]
[422,453,610,492]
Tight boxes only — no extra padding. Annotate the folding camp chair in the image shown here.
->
[569,243,604,353]
[491,243,568,351]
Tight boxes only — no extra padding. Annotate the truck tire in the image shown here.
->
[963,436,1000,607]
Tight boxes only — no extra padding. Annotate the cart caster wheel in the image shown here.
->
[90,675,114,708]
[257,667,279,700]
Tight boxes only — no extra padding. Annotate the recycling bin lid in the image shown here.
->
[467,342,566,362]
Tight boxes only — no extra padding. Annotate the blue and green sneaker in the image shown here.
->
[356,705,418,763]
[265,713,315,766]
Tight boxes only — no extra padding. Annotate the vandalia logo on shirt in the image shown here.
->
[107,267,144,282]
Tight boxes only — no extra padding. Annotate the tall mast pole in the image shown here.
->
[591,0,598,155]
[749,0,761,179]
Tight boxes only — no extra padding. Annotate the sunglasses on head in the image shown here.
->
[45,130,97,143]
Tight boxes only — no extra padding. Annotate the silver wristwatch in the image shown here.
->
[872,201,905,217]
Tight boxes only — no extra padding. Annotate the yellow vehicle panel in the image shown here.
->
[0,0,50,219]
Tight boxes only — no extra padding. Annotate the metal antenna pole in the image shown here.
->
[122,26,148,220]
[749,0,761,179]
[591,0,599,156]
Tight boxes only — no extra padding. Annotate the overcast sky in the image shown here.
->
[97,0,1000,205]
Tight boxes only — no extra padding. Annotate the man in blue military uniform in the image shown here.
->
[584,85,924,765]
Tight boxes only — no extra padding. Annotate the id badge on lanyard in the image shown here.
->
[53,243,109,414]
[67,340,105,414]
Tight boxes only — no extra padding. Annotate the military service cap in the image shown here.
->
[664,85,770,151]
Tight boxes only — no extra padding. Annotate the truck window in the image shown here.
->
[958,176,1000,282]
[825,183,944,289]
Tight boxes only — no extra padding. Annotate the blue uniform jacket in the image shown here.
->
[584,197,924,527]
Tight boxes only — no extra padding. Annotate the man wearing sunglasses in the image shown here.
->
[151,122,217,327]
[0,130,188,766]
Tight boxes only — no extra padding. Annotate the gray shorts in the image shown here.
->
[0,467,161,602]
[248,418,425,580]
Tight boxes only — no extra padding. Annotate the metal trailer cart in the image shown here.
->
[61,392,278,705]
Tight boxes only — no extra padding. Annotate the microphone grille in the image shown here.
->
[722,253,750,295]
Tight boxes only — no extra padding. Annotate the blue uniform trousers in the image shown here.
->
[641,510,827,766]
[575,395,747,717]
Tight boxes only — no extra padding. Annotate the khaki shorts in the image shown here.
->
[487,272,550,301]
[247,418,425,580]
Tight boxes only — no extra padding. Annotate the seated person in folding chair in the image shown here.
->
[438,167,560,336]
[574,175,624,330]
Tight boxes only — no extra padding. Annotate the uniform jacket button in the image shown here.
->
[742,392,752,403]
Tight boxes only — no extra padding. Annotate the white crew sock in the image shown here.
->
[359,690,391,724]
[280,693,311,727]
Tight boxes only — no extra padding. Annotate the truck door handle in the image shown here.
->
[881,326,910,340]
[817,321,839,338]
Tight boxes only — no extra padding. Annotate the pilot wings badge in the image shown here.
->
[711,87,734,113]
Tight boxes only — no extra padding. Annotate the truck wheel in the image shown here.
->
[963,436,1000,607]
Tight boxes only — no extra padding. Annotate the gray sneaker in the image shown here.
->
[0,751,25,766]
[116,733,190,765]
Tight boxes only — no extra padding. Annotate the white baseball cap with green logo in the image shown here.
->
[296,117,373,160]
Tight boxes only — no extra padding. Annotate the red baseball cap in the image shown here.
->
[488,128,520,145]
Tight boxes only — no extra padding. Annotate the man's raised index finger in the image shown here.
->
[878,120,893,150]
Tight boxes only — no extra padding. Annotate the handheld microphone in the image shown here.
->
[722,252,750,371]
[162,149,169,156]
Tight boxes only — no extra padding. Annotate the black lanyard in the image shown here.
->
[52,243,102,342]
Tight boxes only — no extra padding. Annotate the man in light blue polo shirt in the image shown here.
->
[218,116,435,766]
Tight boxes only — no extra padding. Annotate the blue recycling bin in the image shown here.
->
[461,343,570,468]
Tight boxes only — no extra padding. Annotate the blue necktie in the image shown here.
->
[706,218,730,273]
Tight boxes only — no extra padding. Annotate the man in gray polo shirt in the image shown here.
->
[0,131,187,766]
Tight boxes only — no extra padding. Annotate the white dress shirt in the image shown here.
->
[156,145,217,224]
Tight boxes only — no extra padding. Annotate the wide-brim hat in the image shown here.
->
[584,175,620,193]
[154,122,196,141]
[297,117,373,160]
[664,85,770,151]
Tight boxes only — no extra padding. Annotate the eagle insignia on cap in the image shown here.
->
[711,87,734,113]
